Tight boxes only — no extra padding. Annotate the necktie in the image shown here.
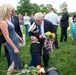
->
[38,25,41,34]
[11,16,14,24]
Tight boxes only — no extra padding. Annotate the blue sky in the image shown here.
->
[0,0,76,12]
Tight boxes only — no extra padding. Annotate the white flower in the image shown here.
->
[39,67,45,73]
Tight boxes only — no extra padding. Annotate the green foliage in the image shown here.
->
[16,0,40,16]
[31,3,40,14]
[39,4,45,10]
[69,12,75,17]
[16,0,32,15]
[59,2,68,12]
[0,27,76,75]
[39,4,53,13]
[46,4,53,10]
[16,0,54,15]
[16,1,74,17]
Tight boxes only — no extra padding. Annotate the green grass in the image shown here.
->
[0,26,76,75]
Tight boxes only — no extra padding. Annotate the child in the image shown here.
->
[44,32,55,52]
[71,21,76,44]
[28,22,44,67]
[29,35,41,67]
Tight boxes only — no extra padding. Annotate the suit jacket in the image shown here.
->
[29,19,55,44]
[29,19,55,41]
[13,16,23,37]
[60,12,69,28]
[43,19,55,33]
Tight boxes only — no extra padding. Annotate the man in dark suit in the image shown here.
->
[10,8,23,37]
[29,12,55,68]
[60,7,69,42]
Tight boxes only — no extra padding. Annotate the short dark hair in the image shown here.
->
[63,7,67,11]
[49,7,54,11]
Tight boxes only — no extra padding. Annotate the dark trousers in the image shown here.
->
[29,52,41,67]
[39,43,49,68]
[24,25,29,36]
[60,27,67,42]
[53,25,59,48]
[43,48,49,68]
[5,47,10,68]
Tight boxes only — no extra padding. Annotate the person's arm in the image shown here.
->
[0,21,19,54]
[16,34,24,44]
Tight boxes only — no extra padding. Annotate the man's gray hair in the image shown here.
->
[34,12,43,20]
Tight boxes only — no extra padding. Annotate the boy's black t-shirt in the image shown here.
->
[30,42,40,53]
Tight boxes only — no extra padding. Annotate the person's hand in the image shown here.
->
[39,35,43,39]
[19,37,24,44]
[2,43,6,47]
[31,36,38,42]
[14,48,19,54]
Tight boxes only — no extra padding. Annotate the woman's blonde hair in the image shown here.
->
[0,4,12,20]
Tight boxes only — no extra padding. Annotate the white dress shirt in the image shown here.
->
[40,21,46,38]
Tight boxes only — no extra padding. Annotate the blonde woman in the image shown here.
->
[0,4,23,75]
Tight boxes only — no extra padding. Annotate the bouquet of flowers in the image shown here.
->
[44,31,55,52]
[45,31,55,39]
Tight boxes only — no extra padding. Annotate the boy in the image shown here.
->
[29,35,41,67]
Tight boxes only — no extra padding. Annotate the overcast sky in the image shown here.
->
[0,0,76,12]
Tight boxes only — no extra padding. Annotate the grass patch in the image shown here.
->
[0,26,76,75]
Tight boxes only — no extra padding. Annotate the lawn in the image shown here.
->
[0,26,76,75]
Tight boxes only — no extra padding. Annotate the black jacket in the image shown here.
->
[43,19,55,33]
[29,19,55,44]
[60,12,69,28]
[29,19,55,36]
[30,42,40,53]
[13,16,23,37]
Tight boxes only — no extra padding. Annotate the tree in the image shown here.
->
[40,4,45,10]
[16,0,40,16]
[31,3,40,14]
[16,0,32,15]
[46,4,53,10]
[39,4,47,13]
[59,2,68,11]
